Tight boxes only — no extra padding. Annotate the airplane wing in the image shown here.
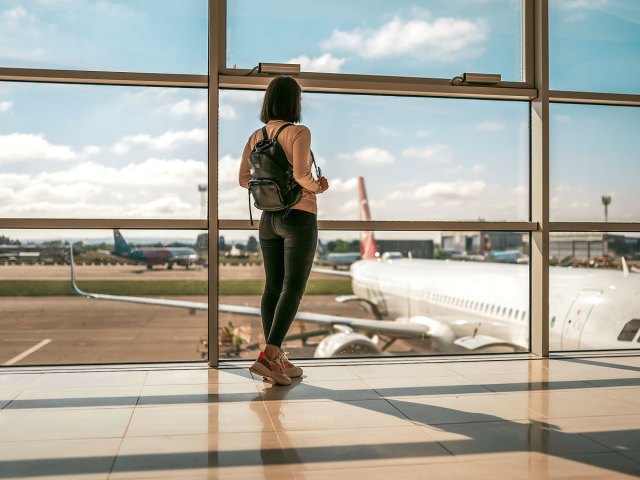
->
[70,248,207,310]
[311,268,352,277]
[220,303,428,338]
[70,249,427,338]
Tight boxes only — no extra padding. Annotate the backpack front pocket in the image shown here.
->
[249,179,287,211]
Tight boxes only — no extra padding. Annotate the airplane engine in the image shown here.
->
[314,331,382,357]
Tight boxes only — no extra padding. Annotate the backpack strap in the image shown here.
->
[273,123,293,141]
[261,126,268,141]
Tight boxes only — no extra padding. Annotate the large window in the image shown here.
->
[218,230,530,360]
[550,0,640,94]
[227,0,524,81]
[0,83,208,219]
[550,103,640,222]
[0,229,208,366]
[1,1,638,367]
[549,232,640,351]
[220,92,529,221]
[0,1,208,73]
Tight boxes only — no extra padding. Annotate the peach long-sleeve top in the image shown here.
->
[238,120,323,215]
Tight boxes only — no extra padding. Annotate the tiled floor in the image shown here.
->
[1,355,640,479]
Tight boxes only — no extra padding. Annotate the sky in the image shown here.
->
[0,0,638,241]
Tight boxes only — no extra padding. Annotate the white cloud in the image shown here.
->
[558,0,608,9]
[415,130,433,138]
[338,147,395,166]
[385,180,486,206]
[287,53,346,73]
[2,6,32,22]
[511,185,527,196]
[570,201,591,208]
[340,199,359,213]
[553,114,572,123]
[328,177,358,192]
[475,120,506,132]
[414,180,486,202]
[0,101,11,113]
[219,90,264,104]
[0,133,76,163]
[402,144,452,164]
[218,154,240,184]
[321,16,488,61]
[0,158,207,218]
[113,128,207,154]
[472,164,486,173]
[377,126,401,137]
[163,98,207,119]
[82,145,101,156]
[219,105,237,120]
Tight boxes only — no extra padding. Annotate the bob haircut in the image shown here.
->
[260,75,302,124]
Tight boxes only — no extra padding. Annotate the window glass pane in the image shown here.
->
[228,0,523,81]
[0,229,208,365]
[550,104,640,222]
[219,90,529,221]
[550,231,640,351]
[550,0,640,94]
[219,230,530,360]
[0,0,207,74]
[0,82,207,219]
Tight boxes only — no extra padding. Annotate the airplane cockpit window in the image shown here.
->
[617,319,640,342]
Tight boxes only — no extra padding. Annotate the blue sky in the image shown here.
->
[0,0,638,241]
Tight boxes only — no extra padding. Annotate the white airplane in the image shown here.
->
[70,177,640,357]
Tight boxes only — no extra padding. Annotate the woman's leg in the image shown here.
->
[259,213,285,345]
[266,212,318,348]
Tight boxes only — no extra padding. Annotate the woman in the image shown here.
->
[238,75,329,386]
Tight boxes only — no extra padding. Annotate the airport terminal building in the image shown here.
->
[0,1,639,479]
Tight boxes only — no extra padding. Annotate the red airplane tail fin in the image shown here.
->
[358,176,378,259]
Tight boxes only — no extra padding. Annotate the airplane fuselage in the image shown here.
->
[351,258,640,353]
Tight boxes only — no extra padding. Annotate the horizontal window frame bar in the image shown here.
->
[220,220,538,232]
[550,222,640,232]
[550,90,640,107]
[0,67,208,88]
[220,72,537,101]
[0,219,208,229]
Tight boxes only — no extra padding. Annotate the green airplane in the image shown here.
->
[112,229,199,270]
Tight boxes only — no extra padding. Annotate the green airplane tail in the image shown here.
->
[113,229,132,255]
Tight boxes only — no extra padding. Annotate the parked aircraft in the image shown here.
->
[315,241,360,269]
[71,180,640,357]
[112,229,198,269]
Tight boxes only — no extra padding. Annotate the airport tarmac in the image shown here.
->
[0,263,337,280]
[0,294,384,366]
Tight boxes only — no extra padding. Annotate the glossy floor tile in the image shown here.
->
[1,356,640,479]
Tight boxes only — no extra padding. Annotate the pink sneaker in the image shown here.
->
[249,351,291,386]
[278,351,303,378]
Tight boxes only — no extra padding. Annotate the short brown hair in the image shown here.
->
[259,76,302,124]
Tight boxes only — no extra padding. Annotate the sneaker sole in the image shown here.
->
[249,362,291,386]
[285,368,303,378]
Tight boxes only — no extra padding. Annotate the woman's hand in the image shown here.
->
[318,176,329,192]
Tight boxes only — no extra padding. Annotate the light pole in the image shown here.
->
[198,184,208,219]
[601,195,611,223]
[601,195,611,258]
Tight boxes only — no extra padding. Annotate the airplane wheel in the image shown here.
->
[167,263,173,270]
[146,264,152,270]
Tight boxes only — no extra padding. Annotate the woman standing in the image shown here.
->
[238,75,329,385]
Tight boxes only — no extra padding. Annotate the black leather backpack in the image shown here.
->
[247,123,319,224]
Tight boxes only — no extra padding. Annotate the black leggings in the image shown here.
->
[259,209,318,348]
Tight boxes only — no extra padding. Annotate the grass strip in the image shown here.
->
[0,279,352,297]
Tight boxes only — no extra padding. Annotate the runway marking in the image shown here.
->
[3,339,52,366]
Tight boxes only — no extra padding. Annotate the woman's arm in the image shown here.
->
[292,127,323,193]
[238,139,252,189]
